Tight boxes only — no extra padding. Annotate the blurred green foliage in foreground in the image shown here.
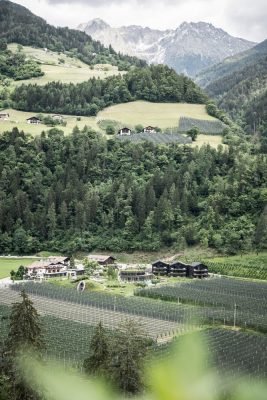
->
[19,332,267,400]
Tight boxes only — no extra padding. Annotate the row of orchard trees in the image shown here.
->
[0,291,149,399]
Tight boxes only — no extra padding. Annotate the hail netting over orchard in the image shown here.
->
[0,280,265,332]
[136,277,267,332]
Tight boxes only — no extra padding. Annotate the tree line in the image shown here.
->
[9,65,207,116]
[0,126,266,256]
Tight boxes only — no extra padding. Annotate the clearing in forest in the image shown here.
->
[98,101,217,130]
[8,43,124,85]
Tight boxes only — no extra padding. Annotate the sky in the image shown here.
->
[14,0,267,42]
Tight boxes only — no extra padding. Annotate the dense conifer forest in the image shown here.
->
[0,127,266,255]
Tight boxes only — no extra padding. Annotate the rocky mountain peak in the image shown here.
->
[78,19,256,77]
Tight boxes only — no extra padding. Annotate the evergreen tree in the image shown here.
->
[47,203,56,239]
[111,319,148,395]
[83,322,110,377]
[4,290,43,400]
[255,205,267,251]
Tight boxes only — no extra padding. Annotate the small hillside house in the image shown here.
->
[188,262,209,278]
[118,127,132,136]
[143,126,156,134]
[169,261,188,277]
[52,114,63,121]
[87,254,116,266]
[0,113,9,121]
[27,116,41,124]
[26,256,70,279]
[152,260,169,276]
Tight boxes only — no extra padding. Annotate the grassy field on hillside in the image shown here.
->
[98,101,223,147]
[0,102,223,147]
[0,109,99,136]
[0,258,37,279]
[8,43,124,85]
[98,101,216,129]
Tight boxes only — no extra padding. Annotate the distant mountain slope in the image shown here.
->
[0,0,146,70]
[197,39,267,87]
[197,40,267,133]
[78,19,255,77]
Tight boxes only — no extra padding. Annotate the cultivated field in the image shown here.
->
[0,257,38,279]
[117,131,192,145]
[8,43,124,85]
[1,303,266,378]
[0,287,183,340]
[99,101,223,147]
[136,277,267,332]
[178,116,226,134]
[204,252,267,280]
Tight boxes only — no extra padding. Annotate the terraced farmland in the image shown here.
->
[136,277,267,332]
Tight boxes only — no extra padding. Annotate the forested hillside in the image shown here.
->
[197,40,267,87]
[0,127,266,255]
[0,0,145,70]
[197,40,267,143]
[10,65,206,115]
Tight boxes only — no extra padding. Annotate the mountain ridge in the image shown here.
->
[78,19,256,77]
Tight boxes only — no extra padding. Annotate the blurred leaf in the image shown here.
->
[19,356,116,400]
[146,333,219,400]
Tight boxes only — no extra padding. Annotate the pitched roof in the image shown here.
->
[191,262,205,267]
[27,256,69,269]
[47,256,69,264]
[87,254,116,262]
[152,260,169,266]
[170,261,189,267]
[27,116,41,120]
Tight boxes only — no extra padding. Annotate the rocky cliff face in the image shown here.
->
[78,19,255,77]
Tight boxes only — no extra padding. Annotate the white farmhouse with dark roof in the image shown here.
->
[27,116,41,124]
[143,126,156,134]
[0,113,9,121]
[26,256,70,279]
[118,127,132,136]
